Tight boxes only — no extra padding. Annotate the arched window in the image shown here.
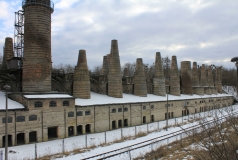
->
[63,101,69,106]
[76,111,83,116]
[29,115,37,121]
[112,109,116,113]
[17,116,25,122]
[68,112,74,117]
[123,107,128,112]
[143,106,146,110]
[49,101,57,107]
[2,117,12,123]
[34,101,42,107]
[85,111,91,115]
[118,108,122,112]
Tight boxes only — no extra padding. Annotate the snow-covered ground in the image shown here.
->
[0,91,24,110]
[76,92,231,106]
[0,104,236,160]
[223,85,237,100]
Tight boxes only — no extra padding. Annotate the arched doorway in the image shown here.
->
[17,133,25,145]
[48,127,58,139]
[68,126,74,137]
[85,124,91,133]
[29,131,37,143]
[77,125,83,135]
[2,135,12,147]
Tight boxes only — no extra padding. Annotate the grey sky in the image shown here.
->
[0,0,238,69]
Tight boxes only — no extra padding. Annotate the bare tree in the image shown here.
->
[122,62,136,77]
[162,56,171,81]
[147,64,155,79]
[64,64,75,73]
[53,63,75,74]
[180,105,238,160]
[222,67,236,86]
[90,65,102,76]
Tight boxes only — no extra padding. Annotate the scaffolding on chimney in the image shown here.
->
[14,10,24,59]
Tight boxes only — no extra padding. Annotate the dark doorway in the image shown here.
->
[48,127,58,139]
[68,126,74,137]
[124,119,128,127]
[77,125,83,135]
[118,120,122,128]
[17,133,25,145]
[85,124,91,133]
[112,121,116,129]
[29,131,37,143]
[171,112,174,118]
[143,116,146,123]
[2,135,12,147]
[151,115,154,122]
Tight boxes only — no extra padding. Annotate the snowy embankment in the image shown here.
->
[0,104,236,160]
[223,85,237,100]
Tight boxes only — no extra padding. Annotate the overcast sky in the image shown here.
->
[0,0,238,69]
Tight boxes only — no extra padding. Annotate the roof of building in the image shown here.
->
[0,91,25,110]
[75,92,232,106]
[24,94,73,99]
[0,91,233,110]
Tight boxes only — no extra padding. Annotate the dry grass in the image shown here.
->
[135,137,196,160]
[135,131,147,138]
[138,113,238,160]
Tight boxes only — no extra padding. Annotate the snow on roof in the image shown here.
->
[0,91,25,110]
[75,92,232,106]
[24,94,73,99]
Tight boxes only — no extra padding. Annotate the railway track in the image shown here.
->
[81,109,237,160]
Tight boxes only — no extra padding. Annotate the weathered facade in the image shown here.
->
[181,61,193,95]
[22,0,53,92]
[0,93,233,148]
[107,40,123,98]
[134,58,147,97]
[1,38,14,70]
[73,50,90,99]
[170,56,180,96]
[153,52,166,96]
